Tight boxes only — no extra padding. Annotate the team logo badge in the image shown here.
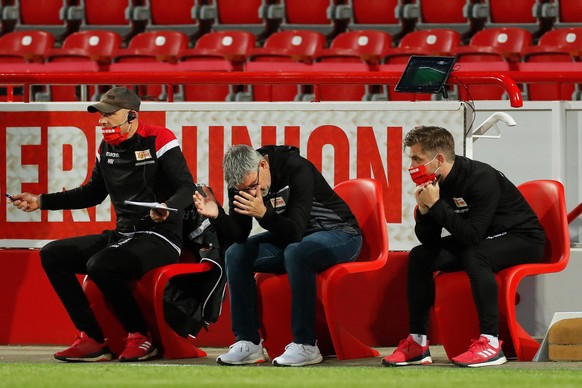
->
[453,197,468,207]
[135,149,152,161]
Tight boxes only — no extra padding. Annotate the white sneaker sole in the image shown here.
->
[454,355,507,368]
[54,353,112,362]
[382,356,433,367]
[216,353,266,366]
[119,347,159,362]
[273,355,324,367]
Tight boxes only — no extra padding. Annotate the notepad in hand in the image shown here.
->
[124,200,179,213]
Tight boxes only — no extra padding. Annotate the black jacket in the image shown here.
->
[416,155,545,246]
[40,121,196,249]
[162,205,227,338]
[212,145,361,245]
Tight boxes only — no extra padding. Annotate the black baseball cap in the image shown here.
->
[87,87,141,113]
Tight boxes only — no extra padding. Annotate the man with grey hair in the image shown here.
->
[194,144,363,367]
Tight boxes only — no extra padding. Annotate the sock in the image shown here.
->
[481,334,499,348]
[410,333,427,347]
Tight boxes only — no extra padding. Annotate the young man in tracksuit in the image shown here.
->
[193,144,363,367]
[382,125,545,368]
[9,87,196,362]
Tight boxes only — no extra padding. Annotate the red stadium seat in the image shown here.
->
[110,31,190,100]
[483,0,554,34]
[552,0,582,29]
[47,30,123,66]
[178,31,257,101]
[44,30,123,101]
[312,30,393,100]
[113,30,189,63]
[257,178,389,360]
[454,27,532,100]
[456,27,532,63]
[246,30,326,101]
[249,30,326,63]
[72,0,148,42]
[0,30,55,63]
[144,0,200,37]
[82,250,219,359]
[348,0,411,38]
[432,180,570,361]
[315,30,392,65]
[520,28,582,100]
[383,29,460,101]
[204,0,277,36]
[403,0,486,37]
[0,30,56,102]
[278,0,349,36]
[384,29,461,63]
[8,0,74,40]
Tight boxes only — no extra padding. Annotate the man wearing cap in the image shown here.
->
[9,87,196,362]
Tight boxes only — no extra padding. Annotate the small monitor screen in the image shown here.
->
[395,56,456,94]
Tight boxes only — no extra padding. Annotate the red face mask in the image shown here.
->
[408,155,440,186]
[101,126,129,146]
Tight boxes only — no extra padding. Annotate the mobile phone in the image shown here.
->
[5,193,14,201]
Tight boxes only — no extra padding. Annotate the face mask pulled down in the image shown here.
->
[101,126,129,146]
[408,155,440,186]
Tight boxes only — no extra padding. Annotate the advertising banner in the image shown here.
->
[1,101,467,250]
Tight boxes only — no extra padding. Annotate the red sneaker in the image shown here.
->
[452,336,507,368]
[54,332,112,362]
[381,335,432,366]
[118,332,158,362]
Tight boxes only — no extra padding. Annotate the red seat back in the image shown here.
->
[216,0,263,24]
[263,30,326,58]
[352,0,400,25]
[557,0,582,24]
[467,27,532,58]
[333,178,388,263]
[0,31,55,63]
[285,0,331,24]
[19,0,66,25]
[84,0,132,25]
[59,30,123,60]
[328,30,392,57]
[192,30,256,58]
[517,180,569,267]
[488,0,537,24]
[149,0,198,25]
[116,31,190,62]
[397,29,461,56]
[419,0,468,24]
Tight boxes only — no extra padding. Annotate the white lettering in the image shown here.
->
[6,127,41,222]
[48,126,90,222]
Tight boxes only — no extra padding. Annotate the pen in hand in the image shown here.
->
[5,193,14,202]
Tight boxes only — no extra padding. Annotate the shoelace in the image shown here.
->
[125,334,148,348]
[397,338,413,351]
[468,337,490,353]
[231,341,254,352]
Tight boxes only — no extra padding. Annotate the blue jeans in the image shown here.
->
[225,230,363,345]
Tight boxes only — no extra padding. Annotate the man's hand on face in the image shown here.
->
[414,180,440,214]
[233,185,267,219]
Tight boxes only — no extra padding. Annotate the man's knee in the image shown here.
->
[282,243,311,272]
[460,246,490,274]
[40,240,62,272]
[225,243,251,270]
[408,245,433,271]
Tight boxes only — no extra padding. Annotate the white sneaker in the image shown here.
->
[273,342,323,367]
[216,340,266,365]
